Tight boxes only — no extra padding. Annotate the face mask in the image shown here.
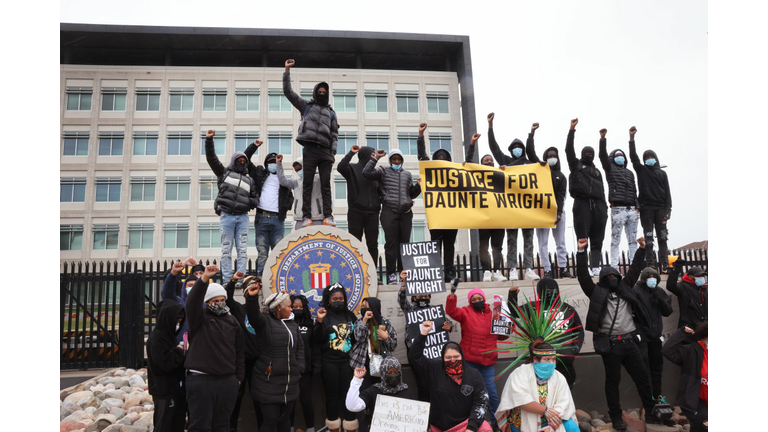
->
[316,92,329,106]
[444,359,463,384]
[391,164,402,171]
[293,309,304,319]
[645,158,657,166]
[512,148,523,158]
[330,300,346,312]
[186,286,193,295]
[533,362,556,380]
[415,298,430,308]
[175,323,180,331]
[471,301,484,312]
[267,163,277,174]
[607,277,619,290]
[694,277,706,287]
[208,302,230,316]
[614,156,626,166]
[359,307,370,318]
[297,170,303,178]
[235,160,246,171]
[582,155,594,164]
[646,277,658,289]
[547,158,558,167]
[383,373,401,387]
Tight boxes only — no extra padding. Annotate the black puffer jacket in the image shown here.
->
[629,141,672,212]
[337,146,382,214]
[599,139,638,207]
[667,266,708,329]
[245,293,305,404]
[245,145,294,222]
[224,279,260,362]
[631,267,673,339]
[362,150,421,214]
[283,73,338,153]
[146,300,186,398]
[661,329,706,416]
[488,128,531,166]
[565,129,605,201]
[525,136,568,216]
[206,138,258,215]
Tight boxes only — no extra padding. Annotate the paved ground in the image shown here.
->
[60,368,112,391]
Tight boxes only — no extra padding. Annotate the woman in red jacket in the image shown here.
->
[446,288,506,429]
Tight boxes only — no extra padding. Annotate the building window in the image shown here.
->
[268,90,292,112]
[336,221,348,232]
[249,226,256,248]
[169,88,194,111]
[61,178,86,203]
[333,91,357,113]
[366,133,390,151]
[128,224,154,250]
[135,88,161,111]
[132,132,158,156]
[396,91,419,113]
[334,176,347,200]
[60,225,84,251]
[411,220,426,242]
[198,222,221,248]
[365,91,388,113]
[427,92,450,114]
[235,132,259,153]
[378,227,386,246]
[167,132,192,156]
[163,223,189,249]
[199,176,218,201]
[93,224,120,250]
[397,133,419,156]
[429,133,452,153]
[98,132,124,156]
[130,177,156,202]
[268,132,292,155]
[66,87,92,111]
[101,87,127,111]
[62,132,89,156]
[95,178,122,202]
[284,221,294,237]
[201,132,226,155]
[203,88,227,111]
[165,177,191,201]
[337,133,357,155]
[236,89,260,111]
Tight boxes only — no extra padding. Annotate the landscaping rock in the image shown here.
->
[65,391,94,404]
[60,421,88,432]
[101,398,124,409]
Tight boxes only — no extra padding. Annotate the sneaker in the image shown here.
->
[508,268,518,280]
[491,271,508,282]
[524,268,540,280]
[234,279,244,289]
[301,218,312,228]
[543,270,554,279]
[388,273,398,284]
[591,267,601,277]
[323,216,336,227]
[482,271,492,282]
[559,268,572,278]
[611,418,627,431]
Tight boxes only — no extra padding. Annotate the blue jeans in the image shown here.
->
[220,212,249,283]
[610,206,640,267]
[255,212,285,276]
[465,361,499,425]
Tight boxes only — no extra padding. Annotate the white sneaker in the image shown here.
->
[524,268,540,280]
[591,267,601,277]
[491,271,508,282]
[509,268,518,280]
[482,271,492,282]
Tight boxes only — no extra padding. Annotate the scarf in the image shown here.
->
[445,359,463,385]
[373,356,409,395]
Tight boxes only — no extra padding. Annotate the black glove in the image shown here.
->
[673,258,687,269]
[450,276,460,293]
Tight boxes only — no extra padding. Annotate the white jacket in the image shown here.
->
[276,159,324,221]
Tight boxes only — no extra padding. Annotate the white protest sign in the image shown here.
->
[371,394,431,432]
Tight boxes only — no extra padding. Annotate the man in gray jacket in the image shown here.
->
[284,59,338,227]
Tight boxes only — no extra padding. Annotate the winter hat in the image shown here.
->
[687,267,707,277]
[265,292,290,310]
[467,288,486,302]
[203,283,227,302]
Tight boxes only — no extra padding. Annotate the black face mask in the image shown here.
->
[293,309,304,319]
[607,277,619,291]
[384,373,401,387]
[316,92,329,106]
[581,155,594,164]
[330,301,346,313]
[415,298,430,308]
[235,160,246,172]
[471,301,484,312]
[359,307,370,318]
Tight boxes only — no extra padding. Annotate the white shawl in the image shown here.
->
[496,364,576,432]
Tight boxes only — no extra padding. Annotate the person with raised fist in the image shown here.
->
[337,144,382,262]
[184,264,244,432]
[345,358,417,432]
[205,129,258,286]
[564,118,608,277]
[283,58,338,227]
[275,154,325,229]
[362,148,421,284]
[161,257,199,343]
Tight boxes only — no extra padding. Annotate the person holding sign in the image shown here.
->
[408,321,493,432]
[363,148,422,284]
[337,145,382,264]
[345,358,418,432]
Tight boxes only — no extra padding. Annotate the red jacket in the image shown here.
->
[445,294,504,366]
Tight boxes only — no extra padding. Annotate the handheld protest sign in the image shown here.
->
[400,241,446,296]
[405,305,449,359]
[371,394,430,432]
[491,294,513,335]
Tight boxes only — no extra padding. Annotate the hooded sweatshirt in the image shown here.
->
[362,149,421,214]
[337,146,382,214]
[599,139,638,207]
[488,128,532,166]
[275,157,324,221]
[629,141,672,212]
[525,135,568,216]
[666,265,708,329]
[417,134,452,162]
[350,297,398,368]
[631,267,673,339]
[244,145,294,221]
[146,300,186,398]
[161,272,196,343]
[314,285,359,362]
[564,129,605,201]
[283,74,339,153]
[205,139,259,215]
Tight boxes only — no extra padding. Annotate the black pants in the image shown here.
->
[291,372,315,430]
[321,359,356,422]
[153,393,187,432]
[479,229,505,271]
[302,144,334,219]
[230,358,262,431]
[557,357,577,390]
[640,206,669,268]
[638,338,664,398]
[261,400,296,432]
[599,339,655,421]
[186,373,239,432]
[407,346,431,402]
[430,229,458,279]
[348,209,379,265]
[380,208,413,276]
[684,400,708,432]
[573,198,608,268]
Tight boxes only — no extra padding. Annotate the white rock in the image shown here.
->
[65,391,94,403]
[101,398,124,409]
[128,375,145,387]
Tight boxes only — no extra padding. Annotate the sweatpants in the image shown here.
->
[230,358,262,431]
[478,229,505,271]
[321,359,356,422]
[302,144,334,220]
[506,228,534,270]
[290,372,315,431]
[640,206,669,268]
[186,373,239,432]
[430,229,458,279]
[348,209,380,265]
[536,211,568,272]
[152,393,186,432]
[599,339,655,422]
[572,198,608,268]
[380,207,413,276]
[261,400,296,432]
[638,338,665,398]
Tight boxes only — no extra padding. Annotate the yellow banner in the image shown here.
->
[419,161,557,229]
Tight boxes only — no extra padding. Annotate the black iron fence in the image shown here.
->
[61,248,706,370]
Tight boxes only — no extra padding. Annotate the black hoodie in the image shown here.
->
[224,279,260,362]
[629,141,672,212]
[488,128,532,166]
[291,294,320,373]
[631,267,673,339]
[417,135,452,162]
[408,335,490,432]
[525,135,568,216]
[565,129,606,201]
[337,146,382,213]
[599,139,638,207]
[314,284,359,362]
[244,146,294,221]
[146,300,186,398]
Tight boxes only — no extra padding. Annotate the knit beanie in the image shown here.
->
[467,288,486,302]
[203,283,227,302]
[265,292,291,310]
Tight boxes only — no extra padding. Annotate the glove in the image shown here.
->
[673,258,687,269]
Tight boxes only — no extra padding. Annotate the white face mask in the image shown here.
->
[547,158,558,167]
[175,323,180,331]
[186,286,193,295]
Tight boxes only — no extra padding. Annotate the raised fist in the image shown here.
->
[354,367,367,379]
[351,145,360,153]
[317,307,327,322]
[363,310,374,323]
[285,59,295,69]
[629,126,637,136]
[246,281,261,297]
[499,165,507,171]
[203,264,219,282]
[637,237,646,249]
[418,123,427,135]
[421,320,434,336]
[253,139,263,147]
[508,286,520,293]
[487,112,495,123]
[375,149,387,160]
[442,321,452,331]
[276,154,283,163]
[600,128,607,138]
[577,238,589,251]
[233,271,245,281]
[400,270,408,281]
[171,261,186,275]
[531,122,539,131]
[570,118,579,129]
[206,129,215,139]
[183,257,197,267]
[470,133,481,145]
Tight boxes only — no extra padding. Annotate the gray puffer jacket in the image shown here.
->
[283,73,338,153]
[205,138,258,215]
[362,150,421,214]
[276,158,324,221]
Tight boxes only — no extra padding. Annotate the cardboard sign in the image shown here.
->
[400,241,446,296]
[491,294,513,335]
[405,306,449,359]
[371,394,431,432]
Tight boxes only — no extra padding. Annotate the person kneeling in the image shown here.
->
[345,357,417,431]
